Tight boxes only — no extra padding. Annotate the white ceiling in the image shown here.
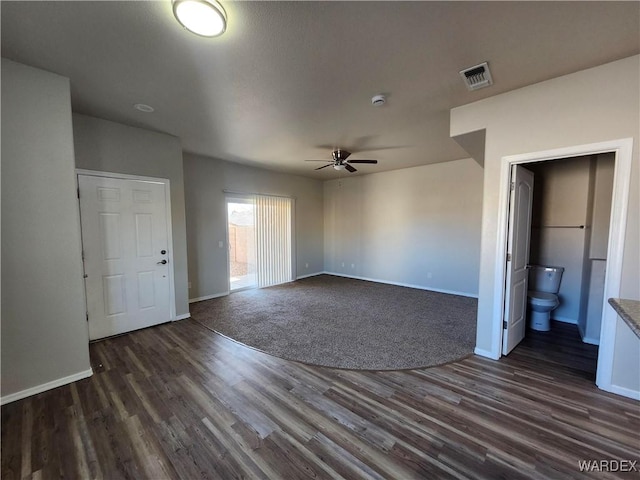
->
[2,1,638,178]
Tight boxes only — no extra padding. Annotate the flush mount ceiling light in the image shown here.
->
[333,164,346,171]
[172,0,227,37]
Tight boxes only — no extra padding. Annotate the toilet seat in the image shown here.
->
[527,290,558,307]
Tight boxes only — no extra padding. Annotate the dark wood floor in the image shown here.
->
[2,319,638,479]
[520,320,599,381]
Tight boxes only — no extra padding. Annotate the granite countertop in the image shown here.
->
[608,298,640,339]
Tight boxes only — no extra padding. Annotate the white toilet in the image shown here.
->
[527,265,564,331]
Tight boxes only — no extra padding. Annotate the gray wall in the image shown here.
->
[590,155,615,260]
[324,158,483,296]
[451,55,639,394]
[183,153,324,300]
[584,155,615,343]
[72,114,189,317]
[1,59,91,400]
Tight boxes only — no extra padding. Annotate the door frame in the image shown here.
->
[490,138,633,395]
[76,169,177,325]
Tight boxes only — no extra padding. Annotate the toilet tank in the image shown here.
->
[529,265,564,293]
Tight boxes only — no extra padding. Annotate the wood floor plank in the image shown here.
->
[414,365,639,459]
[20,400,33,479]
[3,319,639,479]
[69,383,103,480]
[123,414,176,480]
[1,401,22,480]
[200,416,274,480]
[305,433,388,480]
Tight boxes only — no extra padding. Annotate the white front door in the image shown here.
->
[78,175,171,340]
[502,165,534,355]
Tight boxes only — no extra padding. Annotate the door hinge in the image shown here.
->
[506,253,512,262]
[77,188,80,198]
[503,320,508,329]
[510,182,515,191]
[86,312,89,322]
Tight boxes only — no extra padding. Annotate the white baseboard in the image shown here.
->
[600,383,640,401]
[474,347,500,360]
[174,313,191,321]
[1,368,93,406]
[189,292,229,303]
[296,272,325,280]
[553,315,578,325]
[323,271,478,298]
[577,322,600,345]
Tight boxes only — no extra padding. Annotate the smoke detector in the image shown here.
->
[134,103,154,113]
[371,94,386,106]
[459,62,493,91]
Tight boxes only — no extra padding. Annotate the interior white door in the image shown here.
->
[78,175,171,340]
[502,165,534,355]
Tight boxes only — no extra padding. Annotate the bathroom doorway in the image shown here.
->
[519,154,614,377]
[528,154,614,338]
[495,138,633,394]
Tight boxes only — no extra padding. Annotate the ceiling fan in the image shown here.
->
[305,149,378,173]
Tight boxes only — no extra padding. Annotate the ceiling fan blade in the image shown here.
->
[337,149,351,161]
[346,159,378,164]
[345,164,357,173]
[315,164,332,170]
[305,159,332,162]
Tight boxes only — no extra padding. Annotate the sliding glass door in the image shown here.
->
[227,197,257,291]
[226,193,294,292]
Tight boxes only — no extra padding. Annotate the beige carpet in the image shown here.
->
[190,275,477,370]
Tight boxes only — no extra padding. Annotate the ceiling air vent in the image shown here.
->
[460,62,493,91]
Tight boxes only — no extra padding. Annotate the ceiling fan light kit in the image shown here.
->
[305,149,378,173]
[172,0,227,37]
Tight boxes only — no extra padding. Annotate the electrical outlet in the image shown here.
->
[341,262,345,268]
[351,264,355,268]
[427,272,432,279]
[188,282,192,289]
[305,263,309,268]
[218,240,223,248]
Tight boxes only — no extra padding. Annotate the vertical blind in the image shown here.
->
[255,194,293,288]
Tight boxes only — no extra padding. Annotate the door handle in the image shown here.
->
[157,259,168,265]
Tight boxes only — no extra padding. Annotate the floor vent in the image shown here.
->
[460,62,493,91]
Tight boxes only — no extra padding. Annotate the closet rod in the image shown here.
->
[532,225,586,229]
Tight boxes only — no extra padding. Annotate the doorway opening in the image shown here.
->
[507,154,615,378]
[495,138,633,396]
[227,197,257,292]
